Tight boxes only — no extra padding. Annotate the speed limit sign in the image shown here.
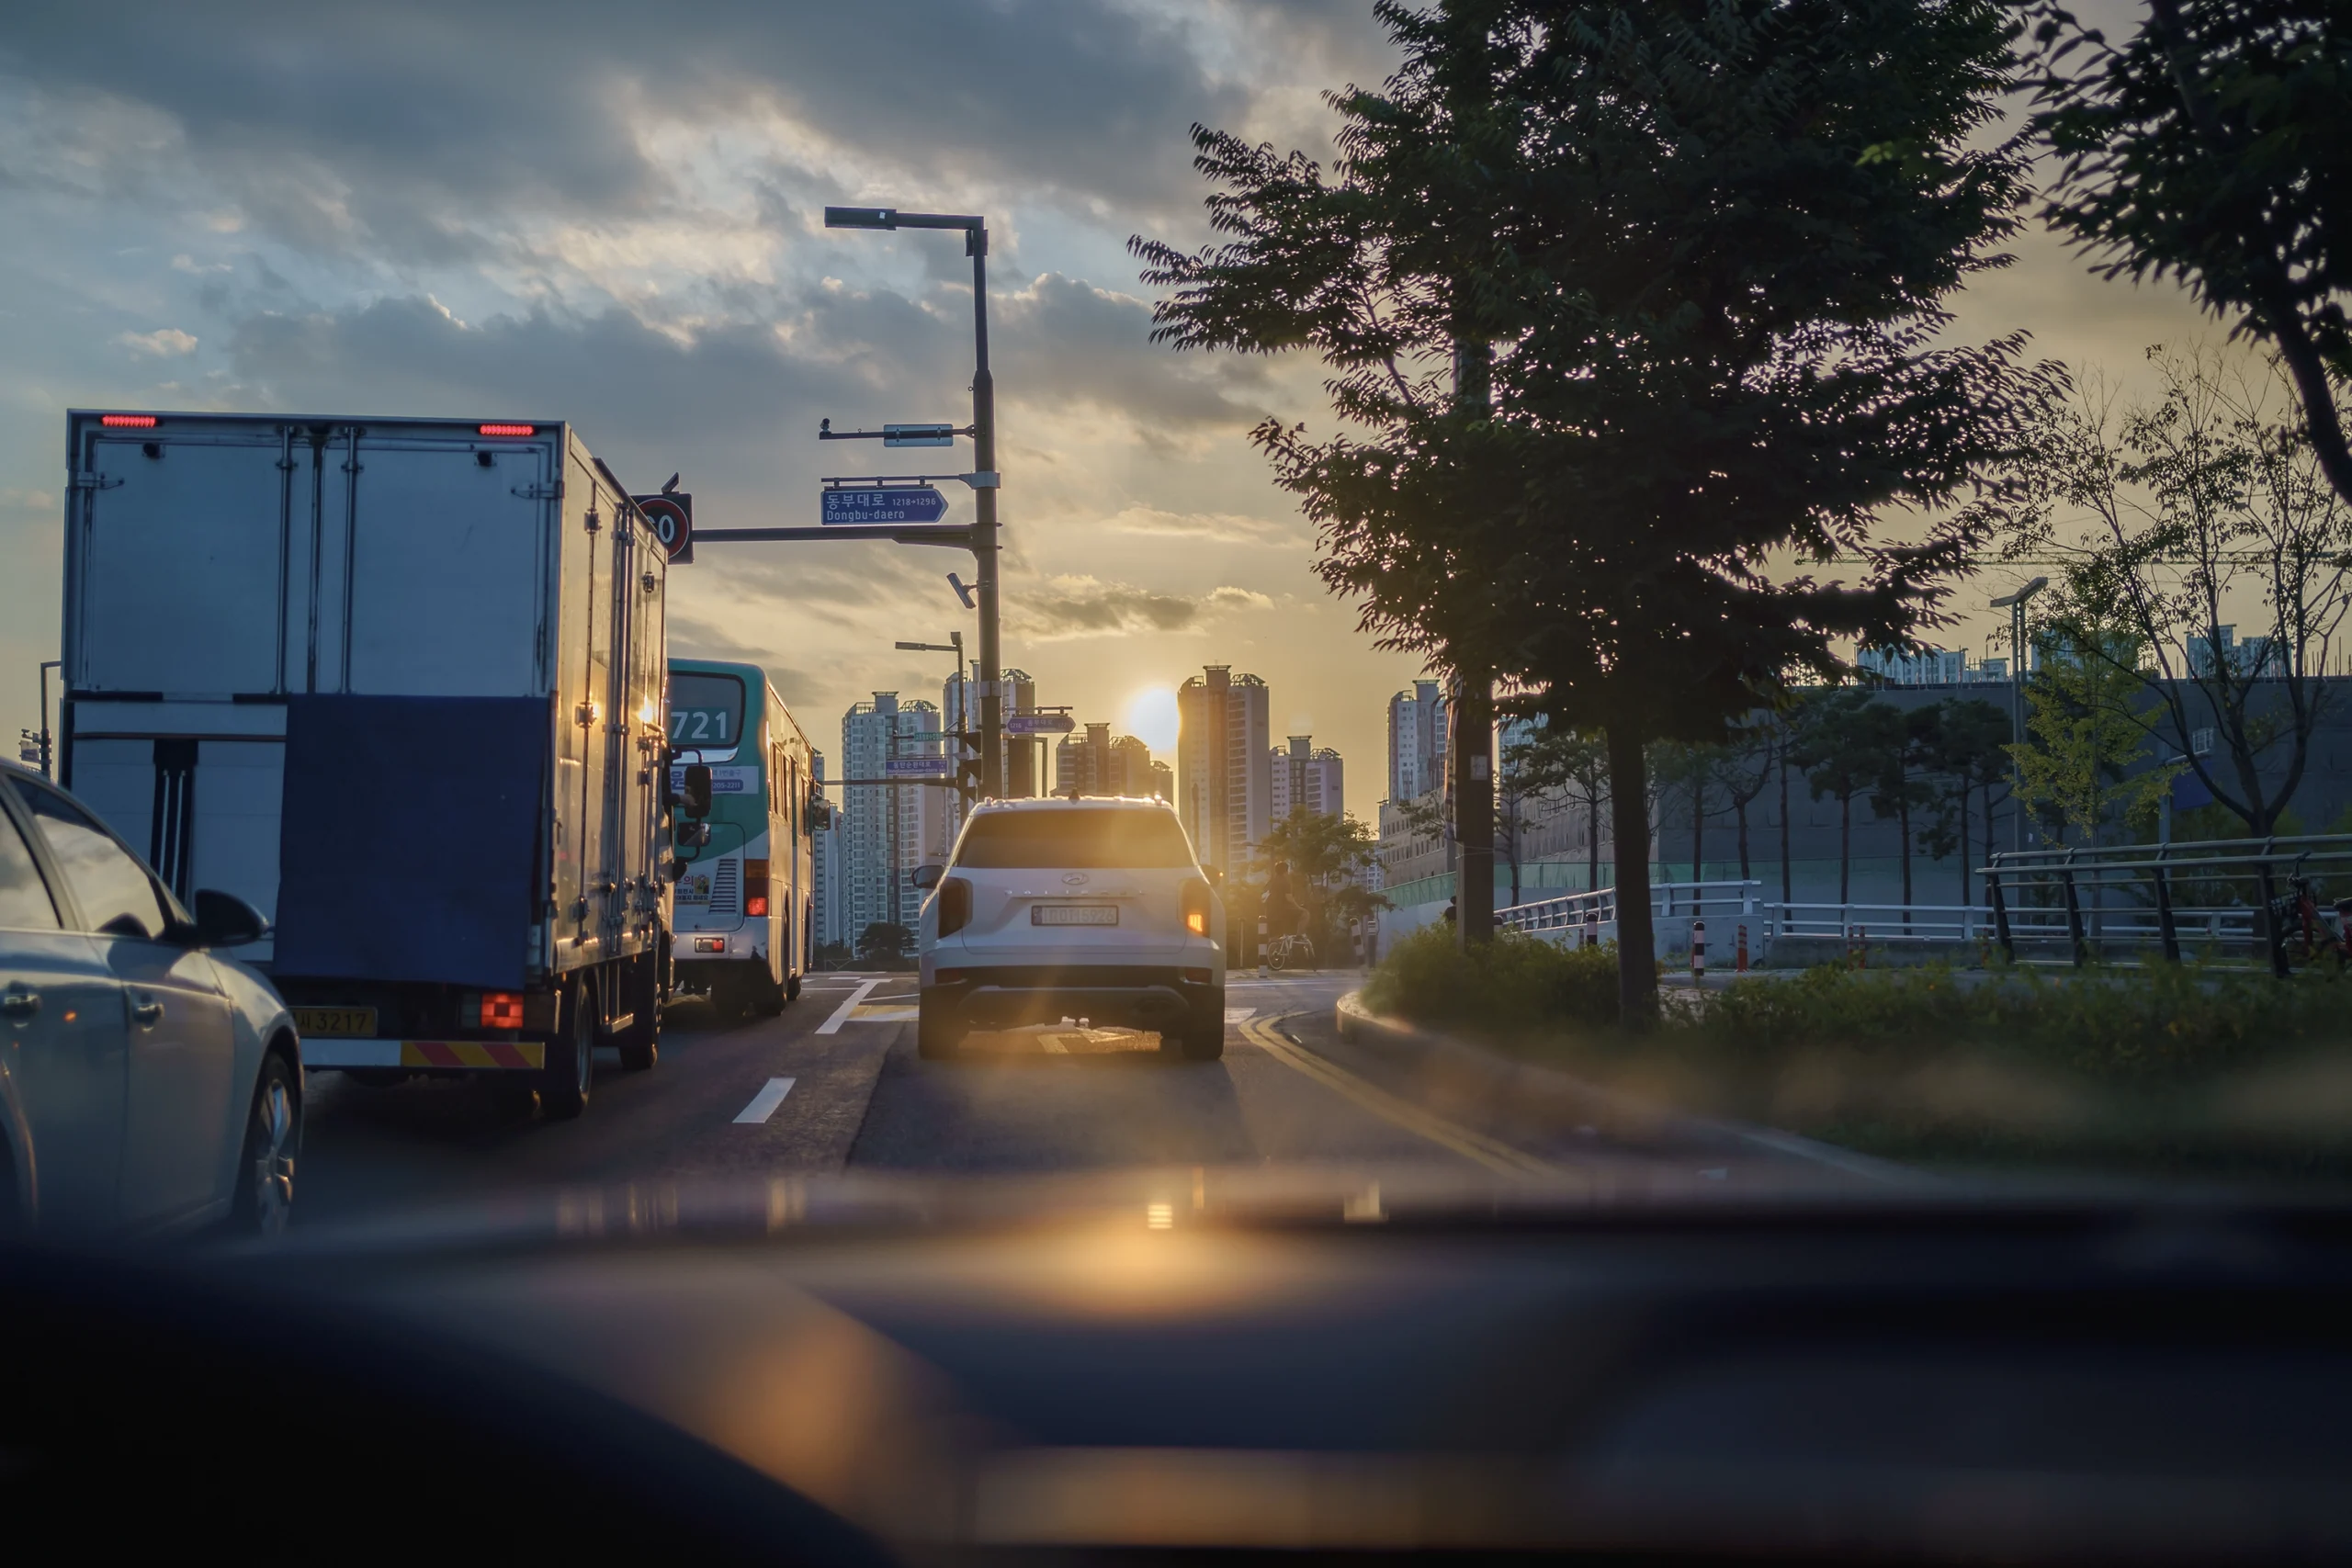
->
[634,492,693,564]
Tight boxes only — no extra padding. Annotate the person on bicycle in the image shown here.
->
[1264,859,1302,944]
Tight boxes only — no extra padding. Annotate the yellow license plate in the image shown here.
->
[293,1007,378,1038]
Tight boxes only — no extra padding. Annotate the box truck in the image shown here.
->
[58,411,672,1118]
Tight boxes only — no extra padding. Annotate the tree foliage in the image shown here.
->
[2026,0,2352,504]
[1136,0,2050,1021]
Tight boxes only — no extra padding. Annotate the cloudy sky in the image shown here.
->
[0,0,2207,819]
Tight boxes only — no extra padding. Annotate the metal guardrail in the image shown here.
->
[1982,834,2352,975]
[1499,881,1761,946]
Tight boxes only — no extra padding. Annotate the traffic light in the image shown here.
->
[1007,735,1039,797]
[952,733,987,799]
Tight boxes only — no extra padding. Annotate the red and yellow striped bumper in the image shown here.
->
[298,1038,544,1071]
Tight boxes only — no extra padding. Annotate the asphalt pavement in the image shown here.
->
[297,968,1875,1226]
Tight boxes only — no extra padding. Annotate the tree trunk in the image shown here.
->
[1778,750,1792,903]
[1958,780,1972,909]
[1839,792,1852,904]
[1982,778,1996,885]
[1588,790,1600,893]
[1897,794,1913,933]
[1452,671,1495,949]
[1736,797,1751,880]
[1607,723,1657,1027]
[1690,772,1705,886]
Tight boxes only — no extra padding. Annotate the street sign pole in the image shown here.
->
[968,224,1003,799]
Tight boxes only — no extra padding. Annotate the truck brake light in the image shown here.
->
[479,991,525,1029]
[478,423,536,436]
[744,858,769,918]
[101,414,158,428]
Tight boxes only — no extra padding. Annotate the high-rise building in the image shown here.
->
[1176,666,1272,874]
[1269,734,1345,820]
[944,667,1038,813]
[841,693,951,943]
[809,750,841,951]
[1054,724,1158,797]
[1387,681,1447,805]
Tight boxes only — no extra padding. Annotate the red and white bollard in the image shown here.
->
[1691,918,1706,979]
[1736,924,1749,973]
[1583,907,1600,950]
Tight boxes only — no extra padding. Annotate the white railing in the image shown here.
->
[1499,880,1761,945]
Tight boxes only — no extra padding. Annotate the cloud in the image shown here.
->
[1009,573,1274,639]
[1103,504,1298,544]
[115,327,198,356]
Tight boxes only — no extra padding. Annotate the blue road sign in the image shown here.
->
[885,756,952,777]
[822,485,950,525]
[1007,712,1077,736]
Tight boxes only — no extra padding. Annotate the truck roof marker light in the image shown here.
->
[101,414,158,428]
[478,423,536,436]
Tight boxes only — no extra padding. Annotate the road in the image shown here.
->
[298,970,1870,1224]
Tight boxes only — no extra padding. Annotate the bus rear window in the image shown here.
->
[670,671,745,752]
[952,808,1198,870]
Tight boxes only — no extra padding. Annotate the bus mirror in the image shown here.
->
[682,763,712,819]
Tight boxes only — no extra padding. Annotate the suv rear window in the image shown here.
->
[952,808,1197,869]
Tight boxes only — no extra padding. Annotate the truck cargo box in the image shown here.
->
[58,412,668,1013]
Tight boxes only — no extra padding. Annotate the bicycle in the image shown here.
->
[1266,932,1317,972]
[2268,854,2350,970]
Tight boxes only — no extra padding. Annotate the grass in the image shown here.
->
[1362,924,2352,1179]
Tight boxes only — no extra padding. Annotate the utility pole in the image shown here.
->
[1989,577,2047,853]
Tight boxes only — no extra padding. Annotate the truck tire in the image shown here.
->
[917,995,960,1061]
[616,956,659,1072]
[753,965,786,1018]
[785,971,803,1003]
[540,977,594,1121]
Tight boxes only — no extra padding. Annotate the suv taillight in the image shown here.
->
[1182,878,1214,937]
[936,876,972,938]
[744,858,769,918]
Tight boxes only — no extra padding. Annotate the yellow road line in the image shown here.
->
[1238,1015,1562,1179]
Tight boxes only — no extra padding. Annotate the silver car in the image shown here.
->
[914,797,1227,1061]
[0,760,300,1235]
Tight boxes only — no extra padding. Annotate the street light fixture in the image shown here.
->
[828,203,1003,799]
[1988,576,2049,852]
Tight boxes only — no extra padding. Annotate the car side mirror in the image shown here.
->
[192,888,270,949]
[681,763,713,820]
[910,863,944,891]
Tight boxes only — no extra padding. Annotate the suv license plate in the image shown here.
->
[292,1007,378,1037]
[1033,905,1118,927]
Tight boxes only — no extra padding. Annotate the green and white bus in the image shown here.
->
[667,659,818,1016]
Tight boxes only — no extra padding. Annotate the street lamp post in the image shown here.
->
[827,206,1002,799]
[1988,576,2049,852]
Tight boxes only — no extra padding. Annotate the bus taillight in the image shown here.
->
[744,858,770,919]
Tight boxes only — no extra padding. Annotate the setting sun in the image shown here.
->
[1121,685,1180,754]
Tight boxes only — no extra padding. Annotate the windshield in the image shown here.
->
[668,671,746,757]
[951,807,1197,869]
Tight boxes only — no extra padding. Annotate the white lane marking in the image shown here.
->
[1224,1007,1256,1023]
[1041,1035,1070,1055]
[817,977,883,1034]
[732,1077,797,1123]
[854,1005,920,1022]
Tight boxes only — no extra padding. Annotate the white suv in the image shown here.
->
[913,797,1227,1061]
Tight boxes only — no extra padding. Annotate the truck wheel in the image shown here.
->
[616,958,659,1073]
[754,966,786,1018]
[785,971,803,1003]
[917,996,960,1061]
[1177,994,1227,1062]
[540,978,593,1121]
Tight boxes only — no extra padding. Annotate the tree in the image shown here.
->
[1138,0,2049,1024]
[1866,702,1947,922]
[856,922,913,964]
[1713,719,1781,887]
[1927,697,2016,906]
[2008,345,2352,833]
[2027,2,2352,506]
[1249,807,1388,956]
[2007,605,2177,844]
[1504,722,1610,893]
[1791,691,1905,905]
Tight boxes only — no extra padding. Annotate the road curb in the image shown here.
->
[1333,991,1918,1185]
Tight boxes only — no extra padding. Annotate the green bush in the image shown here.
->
[1363,922,1622,1032]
